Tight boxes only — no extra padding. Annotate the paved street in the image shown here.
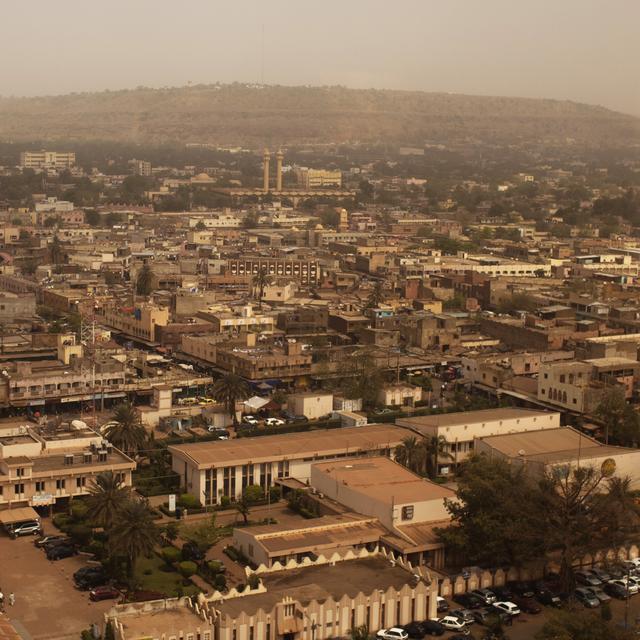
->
[0,534,115,640]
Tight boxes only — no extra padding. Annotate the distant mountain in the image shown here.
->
[0,83,638,148]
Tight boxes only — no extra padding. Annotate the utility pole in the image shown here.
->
[80,300,97,428]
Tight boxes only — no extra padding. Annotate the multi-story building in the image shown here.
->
[295,168,342,189]
[169,424,408,506]
[99,304,170,344]
[226,257,320,285]
[396,408,561,475]
[19,151,76,170]
[132,160,152,176]
[0,417,135,512]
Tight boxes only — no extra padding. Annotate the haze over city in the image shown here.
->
[1,3,640,640]
[2,0,639,115]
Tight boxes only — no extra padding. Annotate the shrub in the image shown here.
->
[161,547,181,565]
[178,494,201,509]
[224,546,239,562]
[236,583,246,593]
[268,486,281,502]
[70,501,89,521]
[52,513,71,531]
[213,573,226,591]
[163,522,179,542]
[207,560,224,574]
[178,561,197,579]
[220,495,231,508]
[247,573,260,589]
[243,484,264,504]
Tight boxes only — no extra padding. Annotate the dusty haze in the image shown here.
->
[2,0,639,116]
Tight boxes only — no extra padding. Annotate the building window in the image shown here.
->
[35,481,45,493]
[401,505,414,521]
[76,477,86,489]
[16,467,25,477]
[14,483,24,496]
[56,479,66,490]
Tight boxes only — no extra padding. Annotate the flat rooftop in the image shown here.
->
[216,557,412,618]
[117,605,203,639]
[169,424,409,469]
[396,407,557,431]
[479,427,636,464]
[313,457,455,504]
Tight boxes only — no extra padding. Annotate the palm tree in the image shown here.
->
[109,499,161,578]
[212,373,250,426]
[86,471,130,530]
[103,402,147,456]
[135,262,155,296]
[395,436,422,474]
[253,268,271,309]
[422,435,452,480]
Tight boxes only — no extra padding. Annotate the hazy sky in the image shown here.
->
[2,0,639,115]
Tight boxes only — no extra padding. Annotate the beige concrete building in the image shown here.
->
[20,151,76,170]
[296,168,342,190]
[378,383,422,408]
[396,408,561,475]
[287,392,333,420]
[107,557,436,640]
[99,304,169,343]
[476,426,640,489]
[0,418,135,511]
[169,424,408,506]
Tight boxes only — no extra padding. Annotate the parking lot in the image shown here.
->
[0,532,115,640]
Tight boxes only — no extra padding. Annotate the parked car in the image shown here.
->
[604,581,631,599]
[588,568,611,583]
[9,520,41,538]
[420,620,445,636]
[265,418,285,426]
[450,609,474,625]
[437,616,468,632]
[436,596,449,613]
[511,595,542,614]
[452,593,484,610]
[575,571,602,587]
[608,578,639,596]
[586,587,611,604]
[471,589,497,605]
[492,602,521,616]
[89,586,120,602]
[46,544,76,561]
[402,622,426,639]
[491,585,515,601]
[574,588,600,608]
[242,415,259,425]
[473,608,508,626]
[35,535,67,548]
[376,628,409,640]
[508,581,535,597]
[74,566,106,590]
[534,588,562,607]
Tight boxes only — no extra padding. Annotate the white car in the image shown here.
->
[437,616,468,632]
[265,418,284,426]
[493,601,521,616]
[376,628,408,640]
[611,577,640,595]
[242,416,259,425]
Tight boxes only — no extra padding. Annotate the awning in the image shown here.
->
[0,506,40,526]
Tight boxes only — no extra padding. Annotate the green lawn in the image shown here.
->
[134,553,200,597]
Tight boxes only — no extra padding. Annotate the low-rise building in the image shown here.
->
[287,392,333,420]
[0,418,135,511]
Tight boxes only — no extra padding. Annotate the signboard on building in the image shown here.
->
[168,494,176,512]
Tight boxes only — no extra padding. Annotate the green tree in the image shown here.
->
[365,280,385,309]
[109,499,161,578]
[194,220,207,231]
[339,351,383,408]
[595,386,640,446]
[211,373,250,426]
[103,402,148,456]
[437,455,547,567]
[243,484,265,504]
[135,262,155,296]
[86,471,130,530]
[179,560,197,578]
[536,607,635,640]
[423,435,452,480]
[252,268,272,309]
[395,436,423,474]
[85,210,100,226]
[235,495,251,525]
